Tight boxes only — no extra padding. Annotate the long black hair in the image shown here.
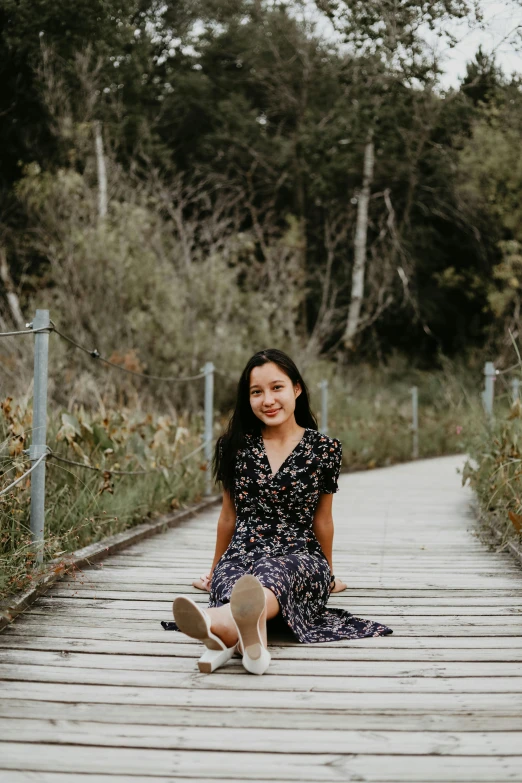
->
[213,348,318,495]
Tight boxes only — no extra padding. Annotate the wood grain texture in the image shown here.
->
[2,454,522,782]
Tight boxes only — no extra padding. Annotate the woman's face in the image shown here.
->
[249,362,302,428]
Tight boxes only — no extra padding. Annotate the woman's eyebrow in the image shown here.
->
[249,379,287,389]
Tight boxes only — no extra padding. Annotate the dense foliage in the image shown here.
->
[1,0,521,375]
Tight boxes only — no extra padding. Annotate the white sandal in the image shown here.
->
[230,575,271,675]
[172,596,237,673]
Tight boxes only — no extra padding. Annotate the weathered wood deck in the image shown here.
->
[1,454,522,782]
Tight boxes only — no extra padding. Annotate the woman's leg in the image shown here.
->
[206,586,279,648]
[205,605,237,648]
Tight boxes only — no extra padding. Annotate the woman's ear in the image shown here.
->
[294,382,302,398]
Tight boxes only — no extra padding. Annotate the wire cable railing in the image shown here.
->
[0,309,225,563]
[0,326,53,337]
[50,322,207,382]
[494,362,520,376]
[46,440,207,477]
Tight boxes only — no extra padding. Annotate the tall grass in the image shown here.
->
[463,377,522,545]
[311,357,481,470]
[0,399,206,600]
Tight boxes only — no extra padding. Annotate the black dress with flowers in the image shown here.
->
[162,427,393,642]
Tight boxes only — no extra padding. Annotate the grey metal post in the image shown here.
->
[319,380,328,434]
[511,377,520,403]
[410,385,419,460]
[482,361,496,417]
[30,309,51,563]
[203,361,214,496]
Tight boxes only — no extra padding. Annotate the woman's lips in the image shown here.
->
[264,409,281,417]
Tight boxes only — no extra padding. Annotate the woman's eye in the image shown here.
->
[252,387,282,394]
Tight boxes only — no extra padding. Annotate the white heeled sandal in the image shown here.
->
[172,596,237,673]
[230,575,271,676]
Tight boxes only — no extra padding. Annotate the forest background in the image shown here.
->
[1,0,522,596]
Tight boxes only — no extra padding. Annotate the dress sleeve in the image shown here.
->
[320,438,343,494]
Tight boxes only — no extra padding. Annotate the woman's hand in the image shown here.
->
[192,572,212,592]
[330,577,347,593]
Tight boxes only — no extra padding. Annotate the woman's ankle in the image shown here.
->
[213,622,238,648]
[207,611,238,648]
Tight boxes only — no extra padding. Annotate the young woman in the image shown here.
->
[161,349,393,674]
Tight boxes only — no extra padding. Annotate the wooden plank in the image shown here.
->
[3,650,522,679]
[2,699,520,731]
[2,775,219,783]
[5,680,522,711]
[3,635,522,660]
[2,719,522,756]
[2,664,522,692]
[1,743,522,780]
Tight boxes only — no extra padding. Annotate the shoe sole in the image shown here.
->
[230,575,268,666]
[173,596,237,674]
[172,597,223,651]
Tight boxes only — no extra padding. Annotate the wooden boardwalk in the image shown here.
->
[1,454,522,782]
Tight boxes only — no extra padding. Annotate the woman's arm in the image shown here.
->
[210,489,237,574]
[312,493,334,573]
[192,489,236,591]
[312,493,347,593]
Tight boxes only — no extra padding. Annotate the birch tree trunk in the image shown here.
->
[343,128,375,349]
[94,120,107,220]
[0,247,25,329]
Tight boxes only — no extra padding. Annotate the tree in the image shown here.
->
[315,0,479,352]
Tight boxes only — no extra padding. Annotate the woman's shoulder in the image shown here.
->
[308,428,342,453]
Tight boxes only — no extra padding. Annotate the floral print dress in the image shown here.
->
[162,427,393,642]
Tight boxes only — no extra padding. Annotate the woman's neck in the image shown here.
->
[261,418,305,442]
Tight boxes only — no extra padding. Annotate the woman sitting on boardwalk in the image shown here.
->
[162,348,393,674]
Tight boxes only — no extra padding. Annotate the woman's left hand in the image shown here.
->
[330,577,347,593]
[192,573,211,592]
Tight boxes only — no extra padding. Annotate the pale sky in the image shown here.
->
[296,0,522,89]
[187,2,522,89]
[430,1,522,88]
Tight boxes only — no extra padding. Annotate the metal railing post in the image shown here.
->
[318,380,328,434]
[29,309,51,563]
[482,361,496,418]
[511,377,520,403]
[410,385,419,460]
[203,361,214,496]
